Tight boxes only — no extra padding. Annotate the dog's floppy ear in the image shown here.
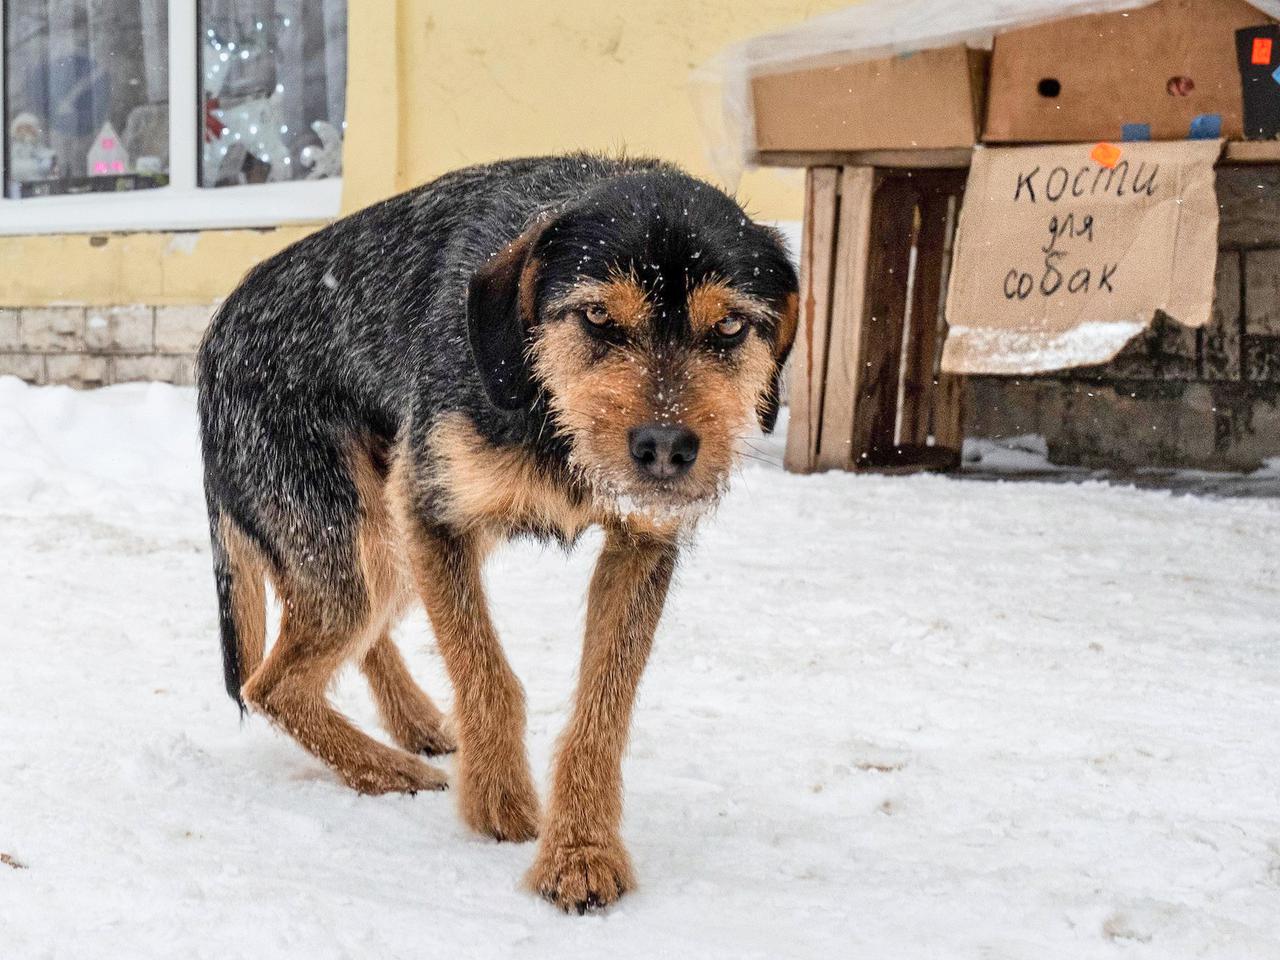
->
[467,220,549,410]
[757,291,799,433]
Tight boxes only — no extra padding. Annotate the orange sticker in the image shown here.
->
[1091,142,1122,169]
[1253,36,1273,65]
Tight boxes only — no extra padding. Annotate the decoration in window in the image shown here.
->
[199,0,347,188]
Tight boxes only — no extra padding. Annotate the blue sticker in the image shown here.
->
[1188,114,1222,139]
[1121,123,1151,141]
[1272,63,1280,85]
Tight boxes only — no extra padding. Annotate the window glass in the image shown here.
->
[4,0,170,198]
[199,0,346,187]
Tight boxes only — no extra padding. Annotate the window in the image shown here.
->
[0,0,346,235]
[200,0,347,188]
[5,0,169,198]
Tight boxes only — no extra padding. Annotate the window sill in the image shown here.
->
[0,178,343,237]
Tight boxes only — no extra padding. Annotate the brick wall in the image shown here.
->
[0,303,214,387]
[965,166,1280,471]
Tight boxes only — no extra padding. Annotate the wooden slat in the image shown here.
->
[930,174,967,458]
[1224,141,1280,165]
[815,167,875,471]
[760,142,1270,169]
[898,186,950,448]
[754,148,974,170]
[849,174,919,468]
[899,172,967,448]
[930,373,966,453]
[783,168,839,473]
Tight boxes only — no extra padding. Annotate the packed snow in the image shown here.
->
[2,375,1279,959]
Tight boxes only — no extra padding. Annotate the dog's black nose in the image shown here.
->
[628,424,699,479]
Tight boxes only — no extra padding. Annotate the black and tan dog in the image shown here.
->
[197,154,798,912]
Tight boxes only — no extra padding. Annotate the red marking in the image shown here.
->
[1253,37,1273,65]
[204,97,226,142]
[101,137,115,149]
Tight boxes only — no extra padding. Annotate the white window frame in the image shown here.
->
[0,0,342,236]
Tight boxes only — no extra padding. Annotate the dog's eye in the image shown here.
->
[583,304,612,328]
[712,316,746,340]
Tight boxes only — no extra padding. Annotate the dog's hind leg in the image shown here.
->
[347,439,457,758]
[526,523,678,912]
[242,594,449,795]
[230,435,448,795]
[401,522,540,842]
[361,632,457,757]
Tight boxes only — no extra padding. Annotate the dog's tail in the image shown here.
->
[209,508,267,711]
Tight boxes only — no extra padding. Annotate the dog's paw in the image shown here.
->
[393,714,458,758]
[526,838,635,914]
[341,752,449,796]
[460,767,541,842]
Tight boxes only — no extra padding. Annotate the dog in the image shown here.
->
[196,153,798,912]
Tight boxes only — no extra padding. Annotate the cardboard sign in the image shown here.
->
[942,139,1223,374]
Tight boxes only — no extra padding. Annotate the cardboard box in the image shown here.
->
[750,46,987,155]
[943,140,1223,374]
[984,0,1275,143]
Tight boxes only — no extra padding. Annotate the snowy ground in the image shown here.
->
[2,375,1279,960]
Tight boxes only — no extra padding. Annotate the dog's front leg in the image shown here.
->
[406,523,541,842]
[527,523,678,913]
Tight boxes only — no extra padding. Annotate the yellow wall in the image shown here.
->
[0,228,313,307]
[346,0,852,216]
[2,0,848,308]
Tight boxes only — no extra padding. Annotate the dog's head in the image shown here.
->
[467,169,798,517]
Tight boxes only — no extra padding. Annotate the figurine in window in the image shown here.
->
[9,112,58,183]
[87,121,130,176]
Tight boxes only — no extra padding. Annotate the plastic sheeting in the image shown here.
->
[693,0,1280,184]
